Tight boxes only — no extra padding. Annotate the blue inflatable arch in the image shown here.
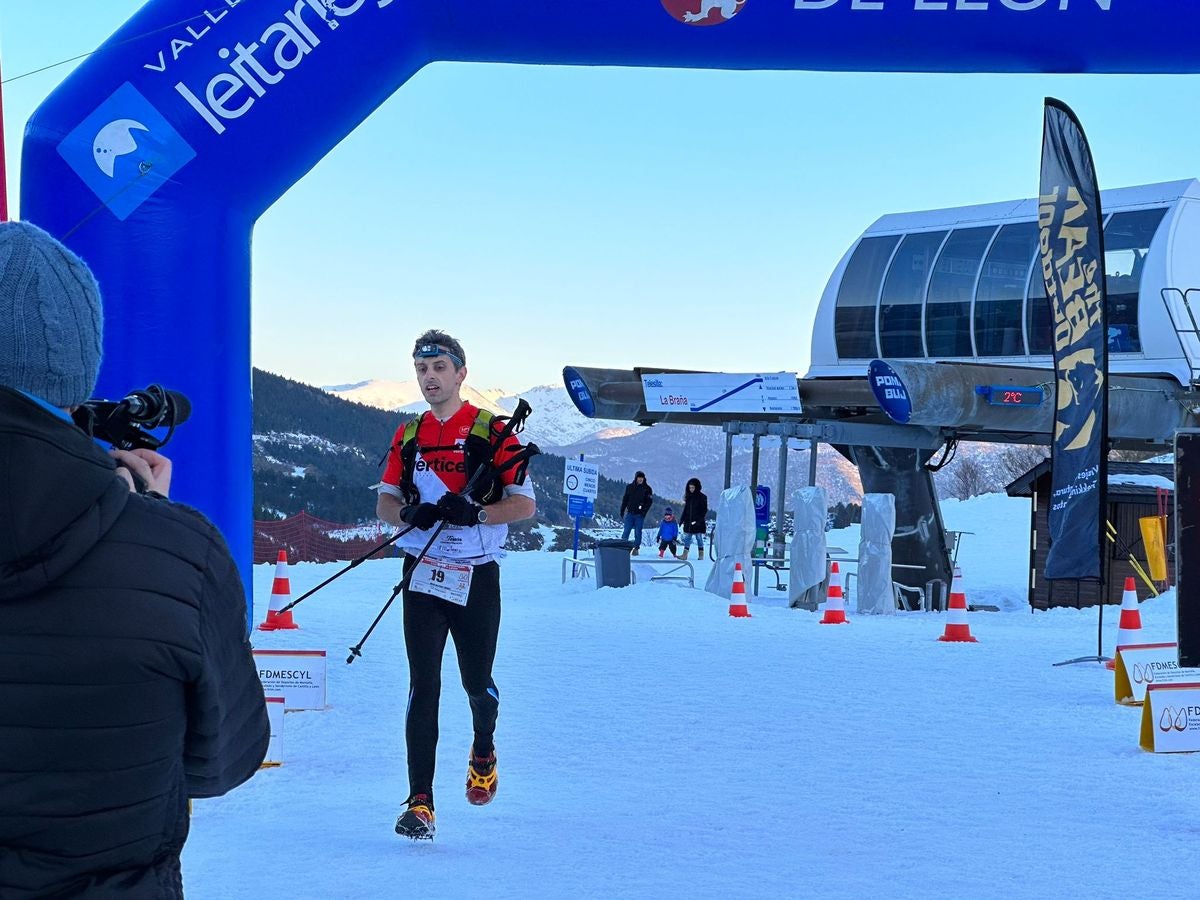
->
[19,0,1195,584]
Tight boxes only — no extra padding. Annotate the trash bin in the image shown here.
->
[593,539,636,588]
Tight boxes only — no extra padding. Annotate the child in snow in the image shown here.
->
[656,508,680,558]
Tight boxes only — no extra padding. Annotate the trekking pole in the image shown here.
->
[346,520,447,665]
[277,524,417,616]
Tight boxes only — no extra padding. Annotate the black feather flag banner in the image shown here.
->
[1039,98,1108,581]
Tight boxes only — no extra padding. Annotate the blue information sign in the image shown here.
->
[754,486,771,524]
[567,495,595,519]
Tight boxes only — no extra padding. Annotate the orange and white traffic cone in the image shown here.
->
[819,561,848,625]
[258,550,299,631]
[728,562,751,618]
[1105,577,1142,670]
[937,565,977,643]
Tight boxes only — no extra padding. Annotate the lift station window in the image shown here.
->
[835,234,900,359]
[1104,207,1167,353]
[881,231,946,358]
[1025,206,1166,356]
[926,226,996,358]
[834,206,1168,364]
[1026,252,1053,356]
[977,222,1039,357]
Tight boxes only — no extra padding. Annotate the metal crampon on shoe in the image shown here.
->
[396,794,436,840]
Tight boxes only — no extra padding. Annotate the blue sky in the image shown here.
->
[3,2,1198,393]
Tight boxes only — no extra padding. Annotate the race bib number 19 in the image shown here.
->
[411,557,474,606]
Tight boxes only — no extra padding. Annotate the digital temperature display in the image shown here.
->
[981,386,1044,407]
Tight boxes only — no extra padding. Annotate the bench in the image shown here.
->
[561,554,695,588]
[631,558,695,588]
[561,555,596,583]
[751,557,789,594]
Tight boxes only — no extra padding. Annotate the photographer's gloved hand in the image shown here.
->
[400,502,442,530]
[436,492,482,527]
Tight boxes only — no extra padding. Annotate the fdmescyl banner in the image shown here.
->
[1039,98,1108,581]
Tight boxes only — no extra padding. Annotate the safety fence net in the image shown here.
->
[253,511,401,564]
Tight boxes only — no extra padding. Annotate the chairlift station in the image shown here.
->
[566,179,1200,603]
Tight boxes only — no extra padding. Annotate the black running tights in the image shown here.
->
[402,557,501,799]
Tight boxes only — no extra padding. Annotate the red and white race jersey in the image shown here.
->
[377,402,535,563]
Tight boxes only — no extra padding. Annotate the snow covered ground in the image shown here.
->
[183,492,1195,899]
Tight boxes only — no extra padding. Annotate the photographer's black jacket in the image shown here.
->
[0,387,268,898]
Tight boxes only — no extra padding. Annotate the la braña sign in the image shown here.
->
[641,373,802,415]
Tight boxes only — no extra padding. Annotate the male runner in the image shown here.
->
[375,330,536,840]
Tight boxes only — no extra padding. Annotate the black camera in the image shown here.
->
[72,384,192,451]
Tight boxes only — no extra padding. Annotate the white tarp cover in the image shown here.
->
[704,486,756,600]
[857,492,896,615]
[788,486,828,609]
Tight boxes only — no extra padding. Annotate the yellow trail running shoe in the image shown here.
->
[466,751,498,806]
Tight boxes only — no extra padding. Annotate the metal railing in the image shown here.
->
[1161,287,1200,385]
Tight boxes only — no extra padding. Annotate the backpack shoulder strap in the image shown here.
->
[469,408,496,444]
[402,411,424,447]
[397,412,427,501]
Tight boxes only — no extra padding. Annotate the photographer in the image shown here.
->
[0,221,269,898]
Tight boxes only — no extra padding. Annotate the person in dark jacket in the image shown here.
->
[0,221,269,899]
[619,470,653,555]
[679,477,709,560]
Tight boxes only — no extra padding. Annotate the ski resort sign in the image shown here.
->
[640,373,802,415]
[563,459,599,499]
[564,458,598,520]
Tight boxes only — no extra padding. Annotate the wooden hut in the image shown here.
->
[1004,460,1172,610]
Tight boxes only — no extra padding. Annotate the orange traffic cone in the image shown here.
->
[1105,577,1142,670]
[819,561,848,625]
[258,550,299,631]
[937,565,977,643]
[728,562,751,618]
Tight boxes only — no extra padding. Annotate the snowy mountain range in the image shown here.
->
[325,380,643,449]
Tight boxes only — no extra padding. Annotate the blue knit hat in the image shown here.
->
[0,221,103,407]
